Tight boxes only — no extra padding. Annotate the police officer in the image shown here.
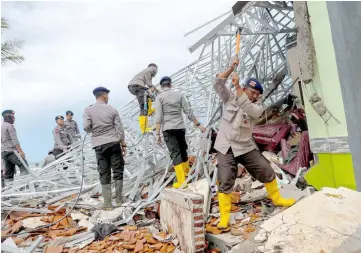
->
[1,110,29,182]
[41,150,56,168]
[52,115,73,158]
[64,110,80,142]
[213,56,295,229]
[155,76,206,188]
[128,63,158,133]
[83,87,127,210]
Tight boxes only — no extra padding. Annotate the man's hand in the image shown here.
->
[156,134,162,144]
[231,72,240,87]
[62,147,68,153]
[122,146,127,157]
[19,151,25,158]
[229,56,239,69]
[198,125,206,133]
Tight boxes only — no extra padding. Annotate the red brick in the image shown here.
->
[195,230,204,235]
[194,222,204,227]
[195,236,205,242]
[192,199,203,205]
[195,244,205,250]
[193,215,203,221]
[193,208,203,213]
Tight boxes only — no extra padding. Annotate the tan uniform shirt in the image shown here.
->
[64,120,80,138]
[83,101,125,148]
[1,122,20,152]
[213,77,264,156]
[128,66,157,88]
[155,87,196,131]
[53,126,72,150]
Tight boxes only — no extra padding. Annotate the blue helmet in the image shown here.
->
[92,86,110,96]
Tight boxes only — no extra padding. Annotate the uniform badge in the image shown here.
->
[249,80,256,87]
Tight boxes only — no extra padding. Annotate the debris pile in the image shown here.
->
[1,93,315,253]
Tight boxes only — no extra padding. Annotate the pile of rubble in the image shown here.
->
[0,92,318,253]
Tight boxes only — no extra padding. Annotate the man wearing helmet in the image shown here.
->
[213,56,296,230]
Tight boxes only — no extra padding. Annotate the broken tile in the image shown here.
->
[22,217,47,229]
[1,220,23,236]
[134,240,144,252]
[230,228,243,236]
[70,212,89,221]
[44,245,64,253]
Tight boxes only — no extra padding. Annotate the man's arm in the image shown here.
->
[114,110,126,146]
[181,95,197,123]
[213,57,239,102]
[8,125,24,156]
[83,108,92,133]
[155,96,163,136]
[75,121,80,134]
[144,70,153,88]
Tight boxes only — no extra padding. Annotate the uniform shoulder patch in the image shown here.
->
[54,128,59,134]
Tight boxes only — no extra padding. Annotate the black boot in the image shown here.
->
[114,180,123,207]
[101,184,114,210]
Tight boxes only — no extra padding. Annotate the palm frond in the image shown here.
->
[1,17,25,65]
[1,55,24,65]
[1,40,25,65]
[1,17,9,30]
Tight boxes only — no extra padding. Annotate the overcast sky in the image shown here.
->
[1,1,233,162]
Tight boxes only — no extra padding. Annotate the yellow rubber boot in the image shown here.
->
[147,99,155,116]
[173,164,185,189]
[265,179,296,207]
[217,192,231,229]
[182,161,190,176]
[138,116,152,134]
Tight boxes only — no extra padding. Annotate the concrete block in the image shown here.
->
[187,178,211,217]
[160,188,205,253]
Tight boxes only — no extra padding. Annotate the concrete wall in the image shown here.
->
[304,1,348,139]
[326,1,361,191]
[301,1,357,190]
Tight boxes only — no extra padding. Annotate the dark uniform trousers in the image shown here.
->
[163,129,188,166]
[128,85,149,116]
[53,148,64,158]
[94,141,125,185]
[217,148,276,194]
[1,151,29,179]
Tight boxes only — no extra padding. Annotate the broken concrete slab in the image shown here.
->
[259,187,361,253]
[160,188,205,253]
[279,184,306,202]
[240,188,267,203]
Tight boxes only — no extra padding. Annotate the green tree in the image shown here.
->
[1,17,24,66]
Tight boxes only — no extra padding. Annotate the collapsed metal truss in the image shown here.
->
[1,1,296,223]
